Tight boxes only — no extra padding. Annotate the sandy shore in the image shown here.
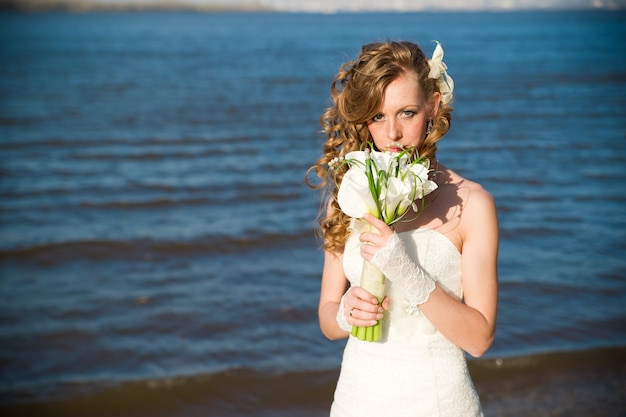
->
[472,346,626,417]
[1,346,624,417]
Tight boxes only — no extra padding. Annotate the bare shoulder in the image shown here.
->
[444,167,497,232]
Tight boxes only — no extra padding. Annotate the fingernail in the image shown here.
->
[372,298,378,304]
[376,313,383,319]
[378,307,383,313]
[370,320,378,326]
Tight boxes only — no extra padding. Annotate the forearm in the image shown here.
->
[319,301,350,341]
[420,286,495,357]
[369,231,496,356]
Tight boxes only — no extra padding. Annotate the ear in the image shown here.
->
[430,92,441,118]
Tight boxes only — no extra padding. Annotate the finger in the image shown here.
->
[349,287,383,311]
[359,236,377,262]
[362,214,393,237]
[348,306,383,326]
[359,244,375,261]
[359,231,387,247]
[347,287,384,326]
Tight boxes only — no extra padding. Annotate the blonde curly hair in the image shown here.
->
[306,40,453,254]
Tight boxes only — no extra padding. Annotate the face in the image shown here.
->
[367,71,439,153]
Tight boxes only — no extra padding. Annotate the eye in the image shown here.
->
[400,110,416,118]
[371,113,384,122]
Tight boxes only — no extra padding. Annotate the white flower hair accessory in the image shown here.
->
[428,41,454,105]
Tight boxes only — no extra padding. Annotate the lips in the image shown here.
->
[385,143,406,153]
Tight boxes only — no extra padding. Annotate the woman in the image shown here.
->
[307,40,499,416]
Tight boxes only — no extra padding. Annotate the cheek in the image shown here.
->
[366,123,376,138]
[410,120,428,141]
[367,125,387,149]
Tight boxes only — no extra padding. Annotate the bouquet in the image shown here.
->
[330,146,438,341]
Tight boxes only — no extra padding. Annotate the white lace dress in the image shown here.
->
[330,228,483,417]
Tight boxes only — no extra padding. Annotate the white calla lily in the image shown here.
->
[337,168,380,219]
[428,42,446,79]
[381,176,412,222]
[369,150,395,171]
[408,163,438,199]
[408,161,429,179]
[343,150,369,167]
[428,41,454,105]
[332,146,438,226]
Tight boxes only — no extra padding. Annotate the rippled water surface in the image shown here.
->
[0,10,625,412]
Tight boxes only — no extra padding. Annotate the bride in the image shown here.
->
[307,40,499,417]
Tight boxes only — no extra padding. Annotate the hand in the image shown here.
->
[358,214,395,262]
[342,286,388,328]
[361,215,437,306]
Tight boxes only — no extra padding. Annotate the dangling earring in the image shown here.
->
[426,119,433,136]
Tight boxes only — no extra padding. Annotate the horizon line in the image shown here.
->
[1,0,623,13]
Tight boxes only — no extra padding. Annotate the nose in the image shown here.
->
[387,118,402,141]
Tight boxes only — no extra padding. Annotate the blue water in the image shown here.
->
[0,10,625,411]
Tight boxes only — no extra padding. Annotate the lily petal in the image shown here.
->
[337,169,380,219]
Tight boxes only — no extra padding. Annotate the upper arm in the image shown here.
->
[318,198,349,311]
[319,250,348,310]
[317,249,351,340]
[460,186,499,330]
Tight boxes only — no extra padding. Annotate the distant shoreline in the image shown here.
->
[0,1,620,13]
[0,1,277,13]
